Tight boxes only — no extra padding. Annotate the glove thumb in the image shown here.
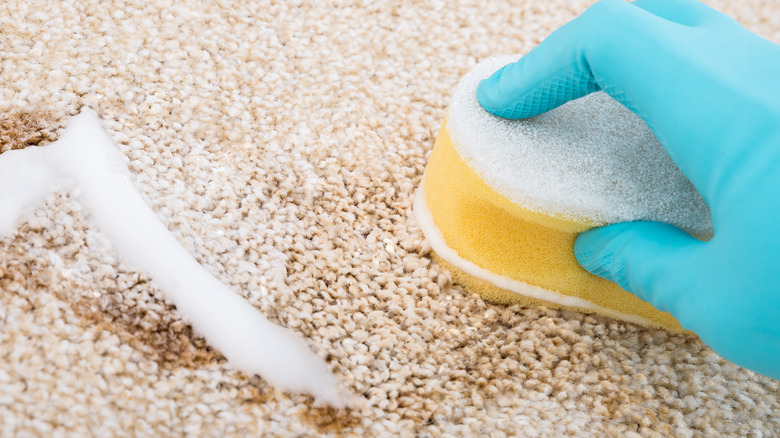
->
[574,221,700,315]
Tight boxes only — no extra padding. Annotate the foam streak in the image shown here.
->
[0,110,346,406]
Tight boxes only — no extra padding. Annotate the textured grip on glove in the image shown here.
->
[478,64,600,119]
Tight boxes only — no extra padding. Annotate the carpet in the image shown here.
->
[0,0,778,436]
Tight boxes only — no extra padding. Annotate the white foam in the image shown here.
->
[448,56,712,238]
[0,110,348,407]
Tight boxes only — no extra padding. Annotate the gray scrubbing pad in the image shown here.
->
[448,56,712,239]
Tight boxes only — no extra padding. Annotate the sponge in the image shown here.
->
[415,57,712,333]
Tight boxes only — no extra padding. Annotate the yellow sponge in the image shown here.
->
[415,57,712,333]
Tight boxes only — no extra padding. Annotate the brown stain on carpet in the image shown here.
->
[1,110,219,372]
[66,285,223,371]
[3,245,354,424]
[300,404,361,434]
[0,110,61,153]
[236,376,360,433]
[3,111,355,427]
[0,233,220,372]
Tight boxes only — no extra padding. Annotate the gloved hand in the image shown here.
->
[477,0,780,380]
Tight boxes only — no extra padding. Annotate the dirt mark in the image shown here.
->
[1,110,219,371]
[237,377,361,434]
[66,282,223,371]
[0,110,62,153]
[300,403,362,435]
[1,111,355,429]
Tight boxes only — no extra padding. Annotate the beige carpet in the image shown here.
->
[1,0,778,436]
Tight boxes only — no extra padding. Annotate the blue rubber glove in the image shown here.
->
[477,0,780,380]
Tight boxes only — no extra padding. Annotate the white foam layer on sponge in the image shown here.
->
[448,56,713,238]
[0,110,347,407]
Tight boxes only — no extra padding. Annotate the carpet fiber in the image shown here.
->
[1,0,778,436]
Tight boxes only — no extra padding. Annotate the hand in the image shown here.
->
[477,0,780,380]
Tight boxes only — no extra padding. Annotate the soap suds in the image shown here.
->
[0,110,347,407]
[448,56,713,239]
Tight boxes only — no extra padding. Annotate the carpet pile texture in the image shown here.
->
[0,0,778,436]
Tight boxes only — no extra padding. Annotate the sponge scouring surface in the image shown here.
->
[415,57,713,332]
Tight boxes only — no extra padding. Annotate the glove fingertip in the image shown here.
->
[476,65,511,116]
[573,228,607,271]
